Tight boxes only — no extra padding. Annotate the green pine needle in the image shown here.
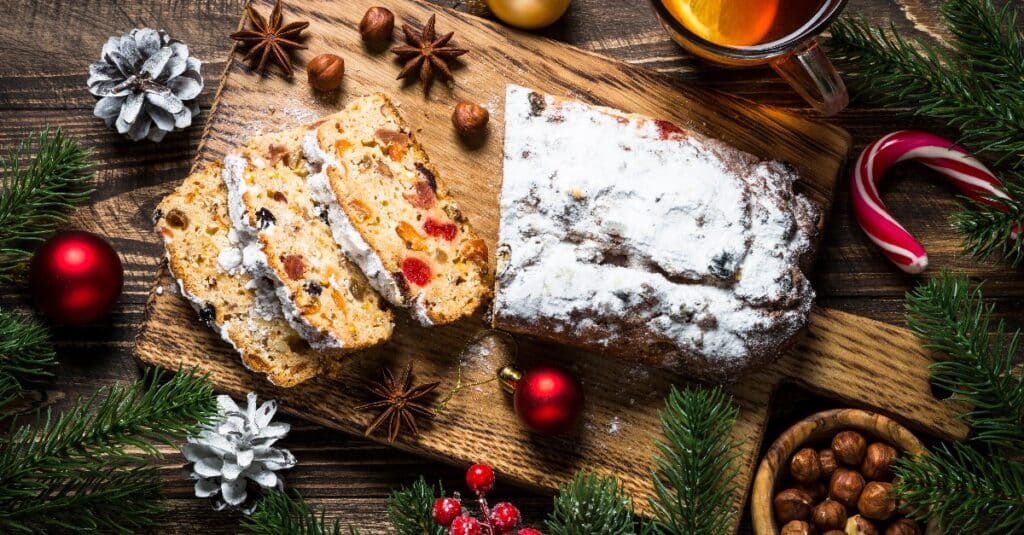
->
[941,0,1024,80]
[0,128,94,282]
[894,442,1024,532]
[546,472,643,535]
[905,273,1024,455]
[0,367,218,534]
[647,386,741,535]
[0,309,57,410]
[386,477,447,535]
[951,178,1024,267]
[243,489,355,535]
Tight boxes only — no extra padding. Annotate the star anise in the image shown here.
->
[230,0,309,79]
[391,15,468,93]
[356,363,440,443]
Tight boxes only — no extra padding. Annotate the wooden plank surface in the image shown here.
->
[1,0,1020,533]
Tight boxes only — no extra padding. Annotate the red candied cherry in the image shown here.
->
[517,529,543,535]
[466,463,495,495]
[450,515,481,535]
[432,497,461,527]
[491,502,521,531]
[401,257,432,286]
[424,218,458,241]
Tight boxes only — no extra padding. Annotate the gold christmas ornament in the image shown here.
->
[486,0,571,30]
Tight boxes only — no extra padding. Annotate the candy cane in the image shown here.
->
[851,130,1017,274]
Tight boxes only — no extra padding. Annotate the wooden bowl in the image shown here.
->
[751,408,939,534]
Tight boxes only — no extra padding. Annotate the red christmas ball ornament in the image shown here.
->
[29,231,123,325]
[491,502,521,531]
[499,366,583,435]
[466,463,495,495]
[450,515,481,535]
[517,529,543,535]
[433,497,462,527]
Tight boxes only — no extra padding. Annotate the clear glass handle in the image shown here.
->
[770,38,849,116]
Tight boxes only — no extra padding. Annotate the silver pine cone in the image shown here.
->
[181,392,296,512]
[87,28,203,142]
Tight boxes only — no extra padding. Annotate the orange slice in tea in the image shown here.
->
[665,0,779,47]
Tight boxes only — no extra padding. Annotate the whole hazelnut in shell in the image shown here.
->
[885,518,922,535]
[829,467,865,507]
[452,101,490,137]
[306,54,345,92]
[819,448,839,478]
[781,520,814,535]
[845,515,879,535]
[790,447,822,483]
[812,499,847,531]
[862,442,898,480]
[798,480,828,502]
[774,487,814,524]
[833,431,868,466]
[359,6,395,43]
[858,481,896,521]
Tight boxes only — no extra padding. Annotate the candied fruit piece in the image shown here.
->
[282,254,306,280]
[402,257,432,286]
[424,218,458,241]
[405,181,435,209]
[396,221,429,251]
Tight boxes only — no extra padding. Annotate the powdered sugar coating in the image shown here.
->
[493,86,817,382]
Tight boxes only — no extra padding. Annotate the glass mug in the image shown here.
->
[649,0,849,116]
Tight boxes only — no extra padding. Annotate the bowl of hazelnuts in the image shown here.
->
[751,408,938,535]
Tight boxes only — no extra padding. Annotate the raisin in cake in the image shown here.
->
[493,86,819,383]
[155,163,325,387]
[224,126,394,351]
[302,94,491,326]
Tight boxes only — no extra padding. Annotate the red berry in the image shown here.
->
[450,516,481,535]
[401,257,432,286]
[432,497,461,527]
[491,502,521,531]
[465,463,495,495]
[424,218,458,241]
[517,529,543,535]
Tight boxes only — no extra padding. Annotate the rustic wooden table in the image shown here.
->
[2,0,1020,533]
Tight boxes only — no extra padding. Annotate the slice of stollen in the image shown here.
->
[303,94,491,326]
[224,126,394,351]
[155,162,325,387]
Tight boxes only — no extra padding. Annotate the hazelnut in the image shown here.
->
[885,518,922,535]
[833,431,868,466]
[812,499,847,531]
[819,448,839,478]
[774,488,814,524]
[452,101,490,137]
[829,468,865,507]
[359,6,395,43]
[824,532,845,535]
[798,480,828,502]
[845,515,879,535]
[858,481,896,521]
[781,520,814,535]
[791,447,822,483]
[306,54,345,91]
[861,443,898,480]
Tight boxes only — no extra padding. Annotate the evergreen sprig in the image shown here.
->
[0,310,57,410]
[894,442,1024,532]
[0,368,218,534]
[0,128,94,282]
[386,477,447,535]
[546,472,644,535]
[951,176,1024,266]
[905,273,1024,454]
[243,489,355,535]
[647,386,741,535]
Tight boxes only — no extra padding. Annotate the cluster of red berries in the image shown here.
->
[433,463,543,535]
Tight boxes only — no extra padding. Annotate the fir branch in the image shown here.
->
[386,477,447,535]
[905,273,1024,454]
[647,386,741,535]
[942,0,1024,80]
[894,442,1024,532]
[0,310,57,410]
[0,128,94,281]
[546,472,642,535]
[243,489,355,535]
[951,177,1024,266]
[0,368,218,534]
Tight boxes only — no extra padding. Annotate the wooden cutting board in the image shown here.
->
[134,0,967,530]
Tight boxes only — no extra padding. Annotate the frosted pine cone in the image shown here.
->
[181,393,296,512]
[87,28,203,142]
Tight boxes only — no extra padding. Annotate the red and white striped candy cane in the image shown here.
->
[851,130,1016,274]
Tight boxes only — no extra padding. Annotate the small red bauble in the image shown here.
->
[502,366,583,435]
[30,231,123,325]
[466,463,495,495]
[433,497,462,527]
[517,529,543,535]
[450,515,481,535]
[491,502,521,531]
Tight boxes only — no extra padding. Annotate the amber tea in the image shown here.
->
[661,0,829,47]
